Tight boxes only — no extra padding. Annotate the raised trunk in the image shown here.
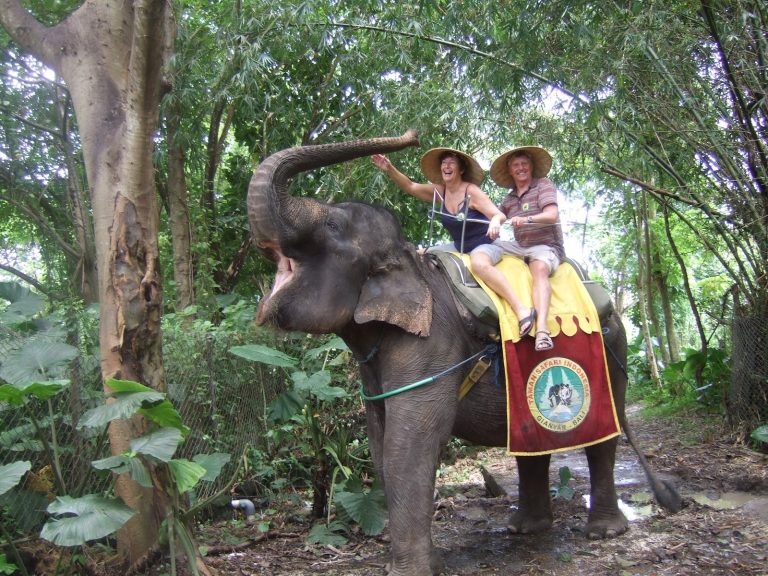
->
[247,129,419,249]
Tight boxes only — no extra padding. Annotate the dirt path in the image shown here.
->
[176,408,768,575]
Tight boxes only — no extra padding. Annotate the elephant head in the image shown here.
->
[247,130,431,335]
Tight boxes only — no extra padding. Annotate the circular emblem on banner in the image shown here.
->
[526,357,591,432]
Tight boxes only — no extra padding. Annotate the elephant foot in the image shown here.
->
[507,508,553,534]
[585,511,629,540]
[385,546,444,576]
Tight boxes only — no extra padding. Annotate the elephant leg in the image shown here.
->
[364,400,386,479]
[382,397,452,576]
[584,438,628,539]
[509,455,553,534]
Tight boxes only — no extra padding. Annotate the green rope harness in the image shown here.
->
[360,343,498,401]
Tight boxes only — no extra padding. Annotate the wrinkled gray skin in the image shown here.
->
[247,130,681,576]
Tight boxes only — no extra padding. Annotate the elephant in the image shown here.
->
[247,129,681,576]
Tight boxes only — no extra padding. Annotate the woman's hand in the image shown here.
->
[486,213,506,239]
[371,154,391,172]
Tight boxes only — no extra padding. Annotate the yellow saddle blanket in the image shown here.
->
[461,255,602,342]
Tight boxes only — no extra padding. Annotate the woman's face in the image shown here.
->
[507,154,533,186]
[441,154,464,183]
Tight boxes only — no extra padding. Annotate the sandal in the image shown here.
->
[535,330,553,352]
[518,309,537,338]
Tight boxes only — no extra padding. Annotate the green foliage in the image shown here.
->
[229,344,298,368]
[0,282,45,327]
[750,425,768,448]
[306,521,349,547]
[333,476,387,536]
[0,554,17,575]
[40,495,135,546]
[0,461,31,496]
[660,347,730,407]
[230,334,376,538]
[0,462,32,575]
[550,466,574,500]
[35,377,232,574]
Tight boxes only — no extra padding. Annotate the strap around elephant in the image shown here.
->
[360,343,499,402]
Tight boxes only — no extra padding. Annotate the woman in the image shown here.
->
[372,148,537,337]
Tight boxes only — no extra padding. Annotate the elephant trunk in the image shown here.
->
[247,129,419,251]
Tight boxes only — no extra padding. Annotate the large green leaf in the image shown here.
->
[0,384,24,405]
[0,282,44,325]
[0,461,31,495]
[168,459,207,494]
[306,522,348,547]
[130,428,182,462]
[41,495,135,546]
[751,425,768,445]
[91,455,153,488]
[77,391,165,429]
[0,381,68,405]
[193,453,231,482]
[334,479,387,536]
[0,281,29,303]
[103,381,187,433]
[292,370,348,401]
[140,399,189,435]
[0,340,77,386]
[304,336,349,360]
[267,389,305,423]
[0,552,18,574]
[229,344,298,367]
[104,378,154,394]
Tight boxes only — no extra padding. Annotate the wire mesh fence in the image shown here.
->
[730,314,768,434]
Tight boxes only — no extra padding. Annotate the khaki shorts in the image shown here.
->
[472,240,561,274]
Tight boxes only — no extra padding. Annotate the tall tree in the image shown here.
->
[0,0,174,567]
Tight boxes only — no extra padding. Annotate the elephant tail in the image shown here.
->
[620,415,683,513]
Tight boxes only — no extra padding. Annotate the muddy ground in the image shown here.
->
[21,406,767,576]
[180,406,768,576]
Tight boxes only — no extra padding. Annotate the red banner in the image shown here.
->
[504,318,619,455]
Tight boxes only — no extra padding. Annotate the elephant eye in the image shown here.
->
[325,217,342,232]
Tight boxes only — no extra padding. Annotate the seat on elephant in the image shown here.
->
[426,247,614,331]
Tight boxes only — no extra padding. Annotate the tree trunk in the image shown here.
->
[653,259,681,364]
[632,194,662,388]
[58,87,98,304]
[663,203,707,386]
[642,193,669,367]
[0,0,175,566]
[165,103,195,311]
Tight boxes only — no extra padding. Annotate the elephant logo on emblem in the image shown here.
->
[527,360,591,431]
[548,382,573,408]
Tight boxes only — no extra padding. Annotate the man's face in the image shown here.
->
[508,155,533,181]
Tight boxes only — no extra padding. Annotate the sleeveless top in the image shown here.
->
[439,189,492,253]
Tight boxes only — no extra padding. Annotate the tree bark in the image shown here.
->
[57,87,98,304]
[165,102,195,311]
[632,194,662,388]
[0,0,175,566]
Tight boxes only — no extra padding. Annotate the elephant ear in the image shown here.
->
[354,251,432,337]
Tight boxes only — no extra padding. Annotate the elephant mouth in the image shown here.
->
[256,247,296,325]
